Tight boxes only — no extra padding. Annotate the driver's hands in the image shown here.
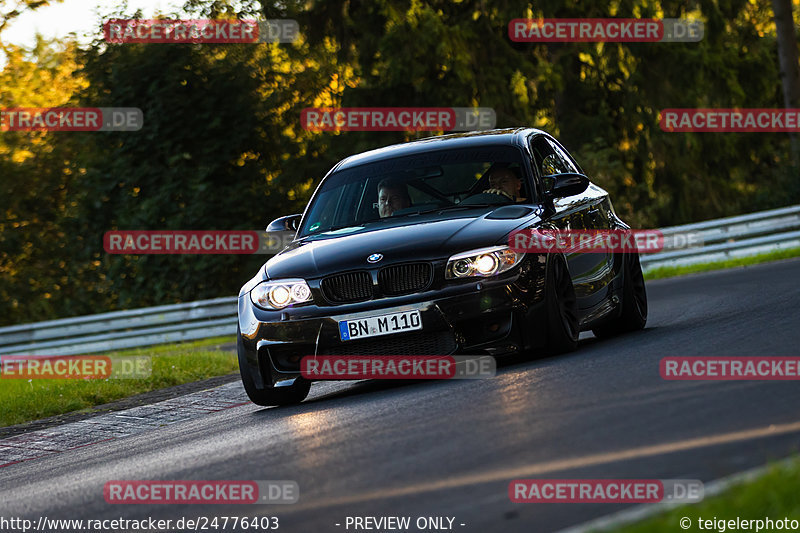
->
[483,188,515,201]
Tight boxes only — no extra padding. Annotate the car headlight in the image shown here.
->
[250,279,313,309]
[445,246,525,279]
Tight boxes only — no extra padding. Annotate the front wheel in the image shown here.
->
[238,331,310,406]
[592,253,647,338]
[543,256,580,354]
[241,371,311,406]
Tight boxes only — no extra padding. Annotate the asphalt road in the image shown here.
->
[2,258,800,533]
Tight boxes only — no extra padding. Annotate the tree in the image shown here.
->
[771,0,800,162]
[0,38,87,325]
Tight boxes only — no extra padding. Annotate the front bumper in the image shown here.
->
[237,263,548,389]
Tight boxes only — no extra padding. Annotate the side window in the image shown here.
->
[546,139,580,174]
[331,181,365,226]
[529,136,578,176]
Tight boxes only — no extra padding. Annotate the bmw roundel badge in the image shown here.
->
[367,253,383,263]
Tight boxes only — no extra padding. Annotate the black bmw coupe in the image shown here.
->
[237,128,647,405]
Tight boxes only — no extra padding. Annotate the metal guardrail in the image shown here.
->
[1,205,798,356]
[0,297,237,357]
[641,204,800,270]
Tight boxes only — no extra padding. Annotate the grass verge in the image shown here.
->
[0,336,238,427]
[644,247,800,280]
[616,459,800,532]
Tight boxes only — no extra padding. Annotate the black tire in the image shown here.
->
[543,256,579,354]
[592,252,647,338]
[240,363,311,406]
[237,332,311,406]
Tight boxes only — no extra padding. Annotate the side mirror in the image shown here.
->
[541,172,590,198]
[266,214,302,233]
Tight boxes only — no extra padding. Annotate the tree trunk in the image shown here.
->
[772,0,800,164]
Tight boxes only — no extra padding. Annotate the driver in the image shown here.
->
[377,179,412,218]
[484,167,523,201]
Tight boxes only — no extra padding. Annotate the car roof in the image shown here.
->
[333,127,549,171]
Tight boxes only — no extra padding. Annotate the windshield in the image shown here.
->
[298,145,529,237]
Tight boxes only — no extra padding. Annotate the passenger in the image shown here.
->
[377,179,412,218]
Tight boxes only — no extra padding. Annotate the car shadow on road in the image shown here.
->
[246,328,660,415]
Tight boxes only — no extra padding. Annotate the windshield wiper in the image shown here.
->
[379,204,495,219]
[415,203,494,215]
[310,223,361,234]
[313,219,382,233]
[311,205,494,234]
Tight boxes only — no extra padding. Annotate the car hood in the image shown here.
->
[264,207,542,280]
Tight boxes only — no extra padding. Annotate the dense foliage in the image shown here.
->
[1,0,798,325]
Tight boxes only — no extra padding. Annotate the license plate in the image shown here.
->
[339,310,422,341]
